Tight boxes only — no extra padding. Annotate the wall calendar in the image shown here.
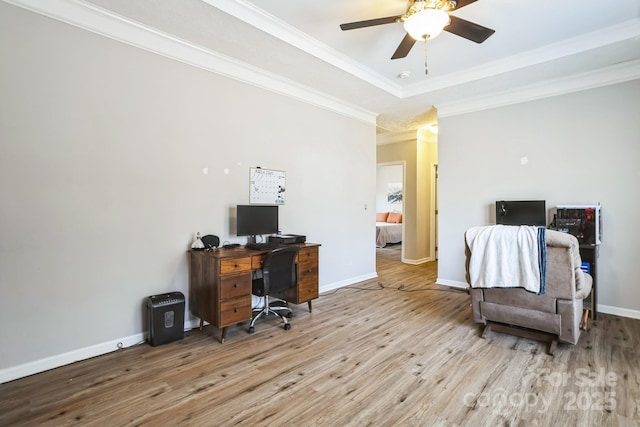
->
[249,167,286,205]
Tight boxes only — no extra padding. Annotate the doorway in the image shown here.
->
[376,162,405,261]
[375,123,438,264]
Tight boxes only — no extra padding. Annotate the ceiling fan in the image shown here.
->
[340,0,495,60]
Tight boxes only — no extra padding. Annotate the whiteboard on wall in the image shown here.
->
[250,168,286,204]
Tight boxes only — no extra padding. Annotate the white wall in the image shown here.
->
[437,79,640,319]
[0,3,377,379]
[376,164,403,214]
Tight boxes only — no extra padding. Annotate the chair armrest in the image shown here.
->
[575,271,592,300]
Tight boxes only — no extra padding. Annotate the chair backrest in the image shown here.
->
[262,246,300,295]
[544,229,581,299]
[464,228,583,300]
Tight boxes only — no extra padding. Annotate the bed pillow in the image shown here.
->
[376,212,389,222]
[387,212,402,223]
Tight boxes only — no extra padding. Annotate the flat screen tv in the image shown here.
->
[496,200,546,226]
[236,205,279,237]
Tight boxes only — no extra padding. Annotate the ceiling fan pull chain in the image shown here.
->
[424,39,429,75]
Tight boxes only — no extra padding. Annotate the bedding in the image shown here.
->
[376,222,402,247]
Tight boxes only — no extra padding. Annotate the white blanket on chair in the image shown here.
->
[465,225,546,294]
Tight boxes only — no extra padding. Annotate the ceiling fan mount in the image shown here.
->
[340,0,495,60]
[401,0,457,23]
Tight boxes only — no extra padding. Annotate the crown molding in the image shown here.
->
[5,0,638,128]
[203,0,403,97]
[402,18,640,98]
[437,59,640,117]
[201,0,640,101]
[376,129,419,145]
[2,0,377,126]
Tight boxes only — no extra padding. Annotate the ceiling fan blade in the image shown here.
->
[340,16,401,31]
[453,0,480,10]
[446,15,495,43]
[391,33,416,60]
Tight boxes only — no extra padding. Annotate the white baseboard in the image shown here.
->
[0,332,144,384]
[401,257,433,265]
[598,304,640,320]
[7,276,634,385]
[436,278,469,289]
[320,272,378,293]
[1,275,377,385]
[0,319,203,385]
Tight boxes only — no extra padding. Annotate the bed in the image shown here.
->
[376,212,403,247]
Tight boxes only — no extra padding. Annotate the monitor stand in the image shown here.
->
[246,235,257,244]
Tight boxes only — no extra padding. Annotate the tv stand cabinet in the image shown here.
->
[579,244,598,320]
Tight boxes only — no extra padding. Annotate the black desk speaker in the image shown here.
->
[146,292,185,346]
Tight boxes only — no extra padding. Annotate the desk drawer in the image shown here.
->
[220,273,252,299]
[299,254,318,284]
[252,255,266,270]
[299,259,318,275]
[299,246,318,263]
[220,257,251,274]
[298,274,319,301]
[297,246,319,303]
[219,296,251,326]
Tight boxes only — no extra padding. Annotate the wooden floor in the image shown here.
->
[2,245,639,426]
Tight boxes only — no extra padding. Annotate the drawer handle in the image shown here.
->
[234,308,238,312]
[234,264,239,269]
[234,283,238,288]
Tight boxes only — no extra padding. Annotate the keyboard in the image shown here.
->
[245,243,284,250]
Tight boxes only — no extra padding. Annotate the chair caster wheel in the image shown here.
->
[248,326,255,334]
[284,323,291,331]
[286,312,293,319]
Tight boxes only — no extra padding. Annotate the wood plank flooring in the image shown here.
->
[2,244,639,426]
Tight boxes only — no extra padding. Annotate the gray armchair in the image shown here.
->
[465,229,592,346]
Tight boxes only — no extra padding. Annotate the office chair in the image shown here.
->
[248,246,300,333]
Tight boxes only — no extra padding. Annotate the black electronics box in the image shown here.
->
[556,205,601,245]
[269,234,306,244]
[146,292,185,346]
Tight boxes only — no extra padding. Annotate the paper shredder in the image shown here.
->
[146,292,185,346]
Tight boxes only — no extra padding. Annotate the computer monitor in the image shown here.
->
[236,205,279,240]
[496,200,546,226]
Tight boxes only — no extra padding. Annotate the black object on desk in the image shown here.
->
[201,234,220,249]
[244,242,282,251]
[269,234,306,244]
[245,242,285,250]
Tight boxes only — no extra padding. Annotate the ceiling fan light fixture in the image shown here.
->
[404,8,450,41]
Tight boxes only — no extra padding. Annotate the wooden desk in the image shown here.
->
[188,243,320,342]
